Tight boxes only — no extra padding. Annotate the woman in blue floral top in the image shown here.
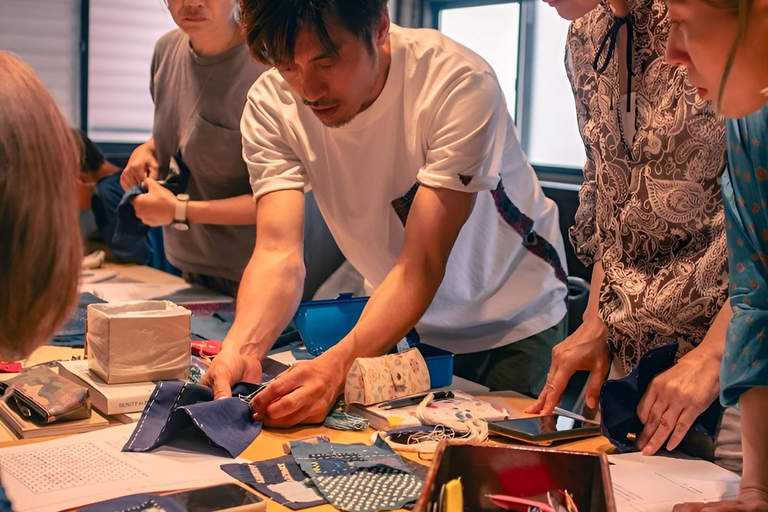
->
[665,0,768,509]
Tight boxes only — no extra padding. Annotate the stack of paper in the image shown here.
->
[0,424,243,512]
[608,452,740,512]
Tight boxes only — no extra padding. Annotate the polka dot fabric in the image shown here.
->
[721,103,768,407]
[289,441,423,512]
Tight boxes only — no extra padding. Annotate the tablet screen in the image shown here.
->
[491,415,599,436]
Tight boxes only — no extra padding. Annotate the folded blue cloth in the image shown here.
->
[123,380,263,458]
[600,343,722,452]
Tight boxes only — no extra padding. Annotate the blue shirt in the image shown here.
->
[721,103,768,407]
[0,484,14,512]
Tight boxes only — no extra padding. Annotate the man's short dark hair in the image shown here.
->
[240,0,388,66]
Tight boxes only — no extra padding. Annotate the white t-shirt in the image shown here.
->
[242,25,568,354]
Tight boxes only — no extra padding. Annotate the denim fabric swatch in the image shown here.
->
[221,455,327,510]
[601,342,722,452]
[78,494,187,512]
[114,150,190,243]
[123,380,263,458]
[290,441,422,512]
[190,312,234,341]
[49,293,107,347]
[115,183,154,241]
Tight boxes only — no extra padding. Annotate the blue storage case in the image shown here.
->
[293,293,454,387]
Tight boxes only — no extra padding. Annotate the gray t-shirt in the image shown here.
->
[150,29,266,281]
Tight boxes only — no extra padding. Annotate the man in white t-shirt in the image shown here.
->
[201,0,569,427]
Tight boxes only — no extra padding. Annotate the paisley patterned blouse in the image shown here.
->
[566,0,729,372]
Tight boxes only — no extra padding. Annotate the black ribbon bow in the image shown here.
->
[592,15,635,113]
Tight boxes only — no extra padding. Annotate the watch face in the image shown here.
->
[171,222,189,231]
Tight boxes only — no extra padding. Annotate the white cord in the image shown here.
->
[376,393,488,455]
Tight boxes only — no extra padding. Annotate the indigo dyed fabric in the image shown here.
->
[221,455,326,510]
[123,380,263,458]
[190,312,235,341]
[114,150,190,242]
[600,343,722,452]
[290,441,422,512]
[92,172,148,264]
[49,293,106,347]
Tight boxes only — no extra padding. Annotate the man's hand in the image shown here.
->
[250,353,346,428]
[132,178,176,227]
[200,345,264,400]
[121,141,159,190]
[526,316,610,414]
[672,489,768,512]
[636,345,720,455]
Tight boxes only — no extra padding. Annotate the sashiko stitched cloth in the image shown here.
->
[123,380,263,458]
[289,441,423,512]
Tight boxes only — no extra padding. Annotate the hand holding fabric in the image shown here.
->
[250,353,346,428]
[200,345,264,400]
[526,316,610,414]
[121,141,159,190]
[131,178,176,227]
[636,344,720,455]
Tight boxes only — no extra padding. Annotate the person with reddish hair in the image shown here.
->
[0,50,84,511]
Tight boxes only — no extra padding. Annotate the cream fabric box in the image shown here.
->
[345,348,431,406]
[86,301,190,384]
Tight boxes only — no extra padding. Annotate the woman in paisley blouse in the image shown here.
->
[664,0,768,509]
[528,0,740,467]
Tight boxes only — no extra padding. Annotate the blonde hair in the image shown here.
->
[0,51,82,360]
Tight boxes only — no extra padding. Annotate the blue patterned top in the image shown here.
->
[721,103,768,407]
[0,484,14,512]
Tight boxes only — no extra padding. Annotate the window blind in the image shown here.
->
[0,0,81,126]
[87,0,175,142]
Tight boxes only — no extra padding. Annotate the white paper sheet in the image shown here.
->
[0,424,245,512]
[609,452,741,512]
[80,282,233,304]
[79,268,119,284]
[79,283,192,302]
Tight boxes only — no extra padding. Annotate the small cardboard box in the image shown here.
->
[86,301,191,384]
[414,441,616,512]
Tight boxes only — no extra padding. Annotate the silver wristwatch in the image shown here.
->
[171,193,190,231]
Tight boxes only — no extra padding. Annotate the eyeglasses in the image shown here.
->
[487,489,579,512]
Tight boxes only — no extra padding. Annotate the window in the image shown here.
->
[525,3,585,168]
[0,0,82,126]
[436,3,521,120]
[88,0,176,142]
[433,0,586,171]
[0,1,175,145]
